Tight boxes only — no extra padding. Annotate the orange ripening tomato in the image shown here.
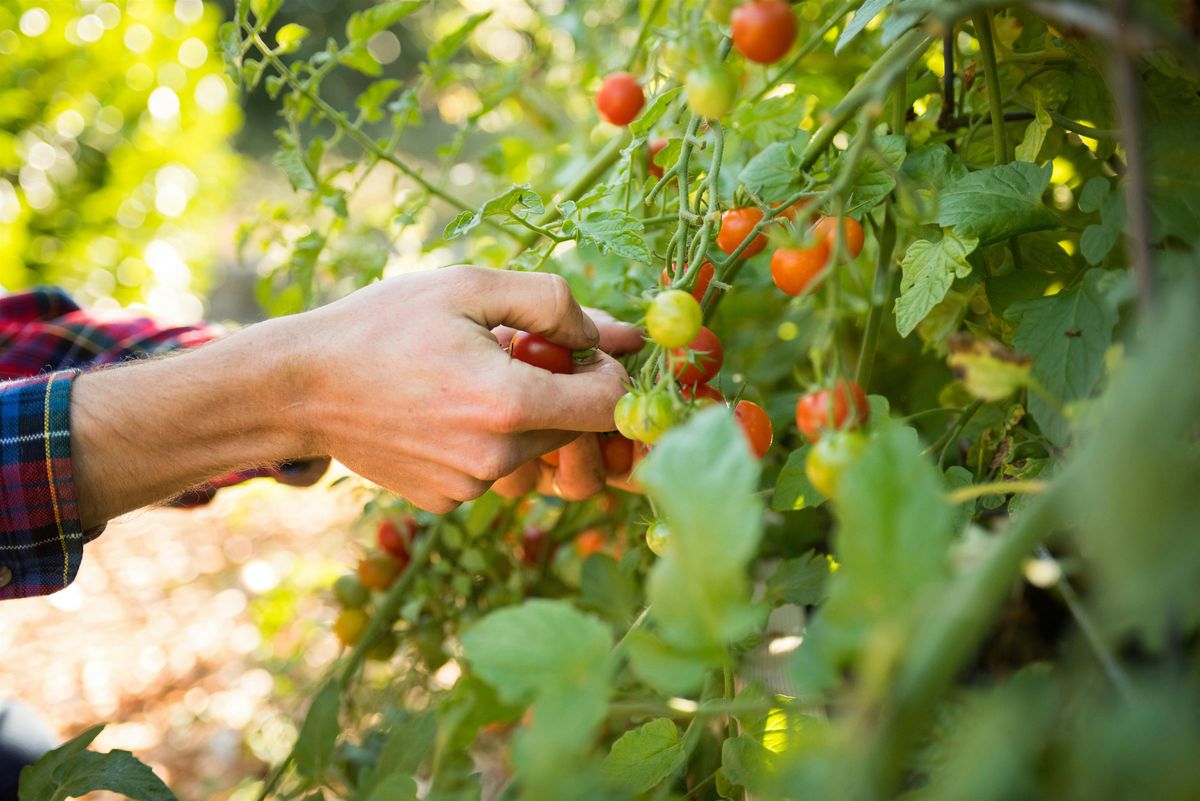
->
[794,379,870,443]
[574,528,607,557]
[813,216,865,260]
[358,555,400,591]
[770,242,830,296]
[717,208,767,257]
[734,400,773,459]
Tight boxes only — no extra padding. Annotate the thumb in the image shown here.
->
[451,266,599,350]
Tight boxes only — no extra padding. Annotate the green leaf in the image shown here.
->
[357,79,404,123]
[625,629,709,696]
[250,0,283,28]
[766,550,831,607]
[721,735,779,796]
[771,445,826,511]
[340,45,382,76]
[428,12,491,65]
[895,231,978,337]
[460,599,612,706]
[832,134,908,211]
[274,23,309,54]
[444,185,544,240]
[362,711,436,795]
[20,724,178,801]
[836,0,890,54]
[1008,270,1119,446]
[637,408,766,652]
[294,679,341,779]
[739,142,801,200]
[571,210,651,263]
[364,775,418,801]
[602,718,685,792]
[731,94,809,149]
[901,144,968,224]
[1146,121,1200,245]
[1015,99,1052,163]
[273,129,316,192]
[936,162,1058,245]
[630,86,684,136]
[346,0,422,44]
[579,554,636,626]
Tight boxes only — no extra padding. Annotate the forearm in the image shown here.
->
[70,315,316,528]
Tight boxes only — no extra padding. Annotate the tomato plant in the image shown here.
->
[51,2,1200,800]
[376,516,416,564]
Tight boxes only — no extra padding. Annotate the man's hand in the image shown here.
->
[71,266,635,525]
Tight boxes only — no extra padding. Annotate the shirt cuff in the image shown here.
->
[0,370,88,599]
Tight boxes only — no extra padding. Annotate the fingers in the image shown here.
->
[584,308,645,355]
[493,461,540,498]
[500,351,630,433]
[452,267,599,351]
[552,434,606,501]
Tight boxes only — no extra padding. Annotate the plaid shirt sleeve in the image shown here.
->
[0,287,325,600]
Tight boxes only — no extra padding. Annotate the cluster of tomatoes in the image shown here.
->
[796,378,871,498]
[330,517,419,655]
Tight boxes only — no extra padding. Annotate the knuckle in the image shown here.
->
[490,387,527,433]
[542,273,574,324]
[449,474,491,503]
[472,443,517,482]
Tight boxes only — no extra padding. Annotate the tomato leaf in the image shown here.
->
[766,550,832,607]
[361,711,436,795]
[294,678,341,779]
[602,718,685,792]
[836,0,891,54]
[1008,269,1119,446]
[568,210,651,263]
[460,599,612,706]
[771,445,826,511]
[273,129,316,192]
[631,87,684,136]
[364,775,418,801]
[625,629,709,695]
[894,231,978,338]
[579,554,636,626]
[831,134,908,211]
[428,12,491,65]
[345,0,422,45]
[1014,99,1053,163]
[739,142,801,200]
[936,161,1058,245]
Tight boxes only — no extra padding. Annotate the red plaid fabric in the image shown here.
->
[0,288,322,600]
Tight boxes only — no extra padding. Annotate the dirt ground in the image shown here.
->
[0,473,365,800]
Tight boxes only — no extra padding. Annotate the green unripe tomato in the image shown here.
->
[333,573,370,609]
[661,41,691,81]
[645,521,670,557]
[614,392,640,441]
[805,431,868,499]
[647,289,703,348]
[366,631,399,661]
[614,392,676,444]
[685,64,738,119]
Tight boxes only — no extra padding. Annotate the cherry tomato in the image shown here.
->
[671,326,724,386]
[805,431,867,498]
[366,631,399,661]
[510,331,574,375]
[615,392,676,444]
[334,608,369,647]
[574,528,607,557]
[520,527,558,567]
[717,208,767,257]
[648,138,668,179]
[731,0,798,65]
[777,198,816,224]
[540,448,561,467]
[770,242,830,296]
[333,573,370,609]
[682,382,726,405]
[358,555,400,591]
[795,379,870,443]
[596,72,644,126]
[600,433,634,475]
[685,64,737,119]
[647,289,702,348]
[734,400,773,459]
[813,216,865,260]
[645,521,670,557]
[661,261,715,303]
[377,517,416,565]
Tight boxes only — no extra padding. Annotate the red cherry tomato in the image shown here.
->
[795,379,870,443]
[777,198,816,224]
[377,517,417,565]
[682,382,726,405]
[770,242,830,296]
[671,326,724,386]
[731,0,798,65]
[648,138,668,178]
[520,527,558,567]
[510,331,574,375]
[660,261,716,303]
[717,208,767,257]
[596,72,644,126]
[358,555,400,591]
[734,400,773,459]
[600,434,634,476]
[813,216,865,259]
